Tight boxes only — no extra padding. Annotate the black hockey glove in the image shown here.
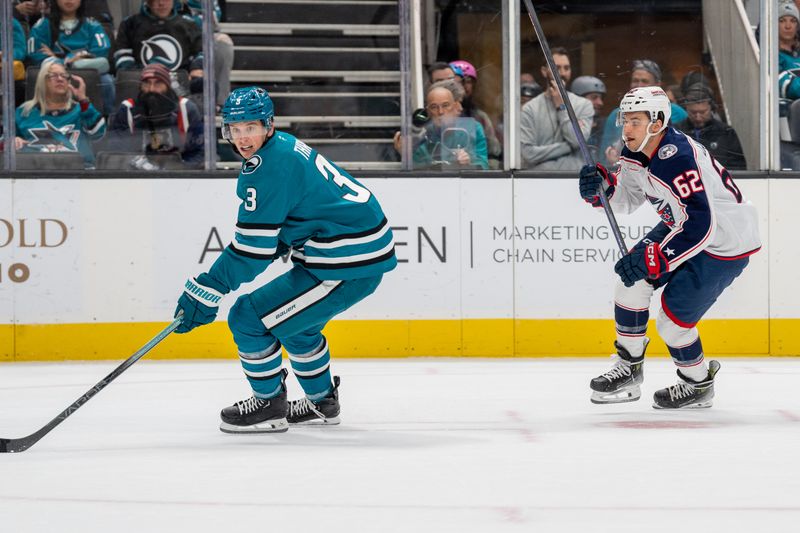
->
[579,163,616,207]
[174,273,227,333]
[614,242,669,287]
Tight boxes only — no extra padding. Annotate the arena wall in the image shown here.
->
[0,177,796,360]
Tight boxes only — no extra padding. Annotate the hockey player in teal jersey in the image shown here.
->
[174,87,397,434]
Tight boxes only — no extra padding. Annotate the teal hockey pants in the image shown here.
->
[228,264,383,399]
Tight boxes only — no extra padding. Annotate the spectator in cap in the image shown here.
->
[448,59,502,168]
[571,75,606,161]
[107,63,204,168]
[520,82,542,107]
[599,58,688,166]
[675,84,746,170]
[779,1,800,100]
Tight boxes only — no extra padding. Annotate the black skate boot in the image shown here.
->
[590,340,647,404]
[287,376,341,425]
[219,369,289,433]
[653,360,721,409]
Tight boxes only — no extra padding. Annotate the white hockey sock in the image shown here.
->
[679,361,709,382]
[616,336,647,358]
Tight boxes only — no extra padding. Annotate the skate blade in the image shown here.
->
[652,400,713,410]
[219,418,289,434]
[291,416,341,426]
[591,387,641,404]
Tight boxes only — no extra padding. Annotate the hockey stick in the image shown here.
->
[522,0,628,256]
[0,315,183,453]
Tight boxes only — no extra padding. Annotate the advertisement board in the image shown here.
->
[0,177,791,359]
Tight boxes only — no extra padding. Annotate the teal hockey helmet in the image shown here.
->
[221,87,274,140]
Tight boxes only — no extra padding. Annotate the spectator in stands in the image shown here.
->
[83,0,113,24]
[393,79,488,169]
[428,61,458,84]
[0,17,27,107]
[570,75,606,161]
[521,72,536,86]
[520,82,541,107]
[28,0,115,114]
[520,46,593,171]
[778,2,800,100]
[181,0,234,109]
[107,63,204,168]
[13,0,48,26]
[1,16,27,78]
[449,59,502,168]
[113,0,204,94]
[14,59,106,167]
[676,83,747,170]
[599,59,688,166]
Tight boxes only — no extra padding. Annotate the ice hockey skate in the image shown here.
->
[219,369,289,433]
[653,360,721,409]
[590,340,647,404]
[287,376,341,425]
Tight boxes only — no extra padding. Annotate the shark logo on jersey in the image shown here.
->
[27,121,80,152]
[242,155,262,174]
[658,144,678,160]
[140,34,183,71]
[645,193,675,226]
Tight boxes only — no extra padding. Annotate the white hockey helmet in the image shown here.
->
[616,86,671,152]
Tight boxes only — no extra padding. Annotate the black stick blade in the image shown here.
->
[0,437,30,453]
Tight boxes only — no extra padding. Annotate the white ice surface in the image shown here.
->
[1,358,799,533]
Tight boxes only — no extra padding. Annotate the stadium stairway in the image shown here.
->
[217,0,401,170]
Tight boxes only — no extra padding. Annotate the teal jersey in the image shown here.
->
[15,101,106,166]
[208,131,397,291]
[28,17,111,66]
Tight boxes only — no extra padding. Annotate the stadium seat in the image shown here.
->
[14,152,85,170]
[96,151,187,170]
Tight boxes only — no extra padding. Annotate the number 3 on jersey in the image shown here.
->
[244,187,257,211]
[315,154,372,203]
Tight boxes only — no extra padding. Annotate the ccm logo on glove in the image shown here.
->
[645,242,667,279]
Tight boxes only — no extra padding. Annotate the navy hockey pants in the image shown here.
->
[615,251,749,366]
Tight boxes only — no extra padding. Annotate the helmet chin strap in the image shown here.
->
[630,121,665,153]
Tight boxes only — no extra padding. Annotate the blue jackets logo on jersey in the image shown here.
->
[242,155,262,174]
[140,35,183,70]
[658,144,678,160]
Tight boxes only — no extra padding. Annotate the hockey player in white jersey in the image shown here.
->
[578,86,760,409]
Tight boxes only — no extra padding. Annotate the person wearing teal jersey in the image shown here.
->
[28,0,115,114]
[14,59,106,167]
[174,87,397,434]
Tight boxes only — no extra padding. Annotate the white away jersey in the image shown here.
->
[610,128,760,270]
